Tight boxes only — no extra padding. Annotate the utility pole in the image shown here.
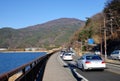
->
[100,24,103,56]
[110,18,113,35]
[109,9,114,35]
[104,17,107,60]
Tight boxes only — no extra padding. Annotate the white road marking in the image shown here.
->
[73,69,89,81]
[57,52,89,81]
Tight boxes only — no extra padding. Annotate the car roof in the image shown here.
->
[83,53,98,56]
[113,50,120,51]
[64,53,72,56]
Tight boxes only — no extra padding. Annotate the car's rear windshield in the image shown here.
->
[86,55,102,60]
[64,53,72,56]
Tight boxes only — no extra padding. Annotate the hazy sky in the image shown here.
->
[0,0,107,29]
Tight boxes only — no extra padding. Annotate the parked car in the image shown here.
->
[76,53,106,71]
[95,50,101,55]
[62,53,73,61]
[110,50,120,60]
[68,51,75,55]
[60,50,66,57]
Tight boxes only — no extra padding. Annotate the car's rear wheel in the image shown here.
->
[76,62,80,69]
[100,69,104,71]
[76,62,78,67]
[82,65,85,71]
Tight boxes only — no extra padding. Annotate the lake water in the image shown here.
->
[0,52,46,74]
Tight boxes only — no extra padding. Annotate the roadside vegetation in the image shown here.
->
[70,0,120,55]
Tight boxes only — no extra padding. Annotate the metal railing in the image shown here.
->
[0,52,55,81]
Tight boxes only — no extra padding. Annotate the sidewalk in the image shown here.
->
[42,52,77,81]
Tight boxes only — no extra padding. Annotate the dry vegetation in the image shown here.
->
[70,0,120,55]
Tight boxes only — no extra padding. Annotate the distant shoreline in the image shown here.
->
[0,51,48,53]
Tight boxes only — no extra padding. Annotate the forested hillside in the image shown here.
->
[70,0,120,54]
[0,18,85,49]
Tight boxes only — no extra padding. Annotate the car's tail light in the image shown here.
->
[85,61,91,64]
[102,61,105,64]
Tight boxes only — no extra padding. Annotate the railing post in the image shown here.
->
[30,64,33,68]
[22,68,26,74]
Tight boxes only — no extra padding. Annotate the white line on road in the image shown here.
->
[73,69,89,81]
[57,52,89,81]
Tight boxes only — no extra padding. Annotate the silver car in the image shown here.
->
[76,53,106,71]
[62,53,73,61]
[110,50,120,60]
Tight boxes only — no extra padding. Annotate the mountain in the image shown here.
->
[0,18,85,49]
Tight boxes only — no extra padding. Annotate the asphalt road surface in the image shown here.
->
[64,60,120,81]
[76,68,120,81]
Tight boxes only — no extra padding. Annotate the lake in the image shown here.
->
[0,52,46,74]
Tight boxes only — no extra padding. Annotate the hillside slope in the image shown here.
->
[0,18,85,49]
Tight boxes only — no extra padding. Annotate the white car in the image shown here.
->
[110,50,120,60]
[76,53,106,71]
[60,51,65,57]
[68,51,75,55]
[95,50,101,55]
[62,53,73,61]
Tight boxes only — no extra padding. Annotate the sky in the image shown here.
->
[0,0,107,29]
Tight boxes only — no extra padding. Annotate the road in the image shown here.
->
[63,59,120,81]
[75,67,120,81]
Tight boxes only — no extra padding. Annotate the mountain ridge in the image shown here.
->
[0,18,85,49]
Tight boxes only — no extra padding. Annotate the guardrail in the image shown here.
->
[0,51,56,81]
